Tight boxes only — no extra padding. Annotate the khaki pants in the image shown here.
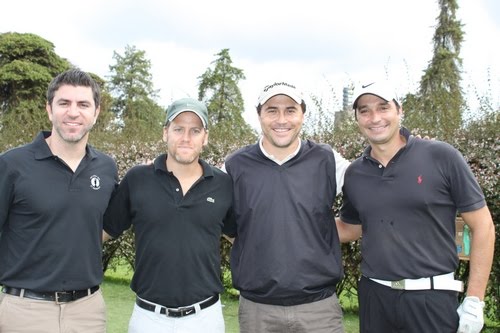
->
[239,293,344,333]
[0,288,106,333]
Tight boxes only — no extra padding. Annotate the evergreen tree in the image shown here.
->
[198,49,256,164]
[87,73,116,142]
[404,0,464,140]
[108,45,164,141]
[0,32,70,147]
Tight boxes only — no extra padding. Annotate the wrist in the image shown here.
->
[463,296,485,308]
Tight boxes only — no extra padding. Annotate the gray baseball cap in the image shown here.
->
[165,98,208,129]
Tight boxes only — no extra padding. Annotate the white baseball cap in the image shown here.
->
[352,81,400,109]
[257,82,304,106]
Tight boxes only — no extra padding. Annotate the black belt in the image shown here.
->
[2,286,99,304]
[136,294,219,318]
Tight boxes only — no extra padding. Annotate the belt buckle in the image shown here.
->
[55,291,72,304]
[167,306,195,317]
[391,279,405,290]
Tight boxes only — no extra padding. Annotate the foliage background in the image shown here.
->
[0,21,498,326]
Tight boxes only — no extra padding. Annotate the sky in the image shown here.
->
[1,0,499,129]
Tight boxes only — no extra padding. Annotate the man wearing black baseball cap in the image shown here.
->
[337,80,494,333]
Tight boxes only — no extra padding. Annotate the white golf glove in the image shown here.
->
[457,296,485,333]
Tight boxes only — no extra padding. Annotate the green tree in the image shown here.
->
[0,32,70,147]
[197,49,256,293]
[87,73,116,142]
[198,49,256,165]
[107,45,164,141]
[404,0,465,140]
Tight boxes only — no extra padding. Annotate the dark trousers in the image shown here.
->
[358,276,459,333]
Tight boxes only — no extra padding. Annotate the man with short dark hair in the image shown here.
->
[0,68,118,332]
[103,97,235,333]
[224,82,350,333]
[337,80,495,333]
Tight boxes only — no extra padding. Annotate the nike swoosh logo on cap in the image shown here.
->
[362,82,375,89]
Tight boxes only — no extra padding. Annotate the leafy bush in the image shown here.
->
[450,112,500,322]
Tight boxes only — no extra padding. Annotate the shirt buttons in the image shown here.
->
[176,188,180,192]
[378,164,383,168]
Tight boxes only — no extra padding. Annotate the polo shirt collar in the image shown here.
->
[155,153,214,178]
[33,131,96,160]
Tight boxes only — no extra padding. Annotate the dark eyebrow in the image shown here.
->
[263,106,278,111]
[55,98,92,104]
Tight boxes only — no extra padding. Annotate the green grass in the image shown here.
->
[102,277,135,333]
[102,274,499,333]
[101,272,360,333]
[221,294,239,333]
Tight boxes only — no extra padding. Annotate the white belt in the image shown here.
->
[369,272,463,292]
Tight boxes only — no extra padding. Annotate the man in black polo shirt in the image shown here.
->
[103,97,234,333]
[0,68,118,332]
[224,82,350,332]
[337,81,495,333]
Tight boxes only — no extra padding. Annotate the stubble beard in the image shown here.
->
[171,146,202,165]
[173,153,198,165]
[55,124,93,144]
[269,131,299,149]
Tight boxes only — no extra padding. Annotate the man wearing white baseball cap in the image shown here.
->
[224,82,351,332]
[337,80,495,333]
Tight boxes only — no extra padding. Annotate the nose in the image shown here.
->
[369,110,381,122]
[181,130,192,141]
[276,110,287,123]
[67,103,79,117]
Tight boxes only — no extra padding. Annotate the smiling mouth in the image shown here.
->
[369,124,388,131]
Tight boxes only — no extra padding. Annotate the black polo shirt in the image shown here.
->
[225,140,342,306]
[340,128,486,280]
[103,154,235,307]
[0,131,118,291]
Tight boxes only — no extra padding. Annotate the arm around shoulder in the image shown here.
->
[336,218,362,243]
[102,231,113,243]
[332,148,351,194]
